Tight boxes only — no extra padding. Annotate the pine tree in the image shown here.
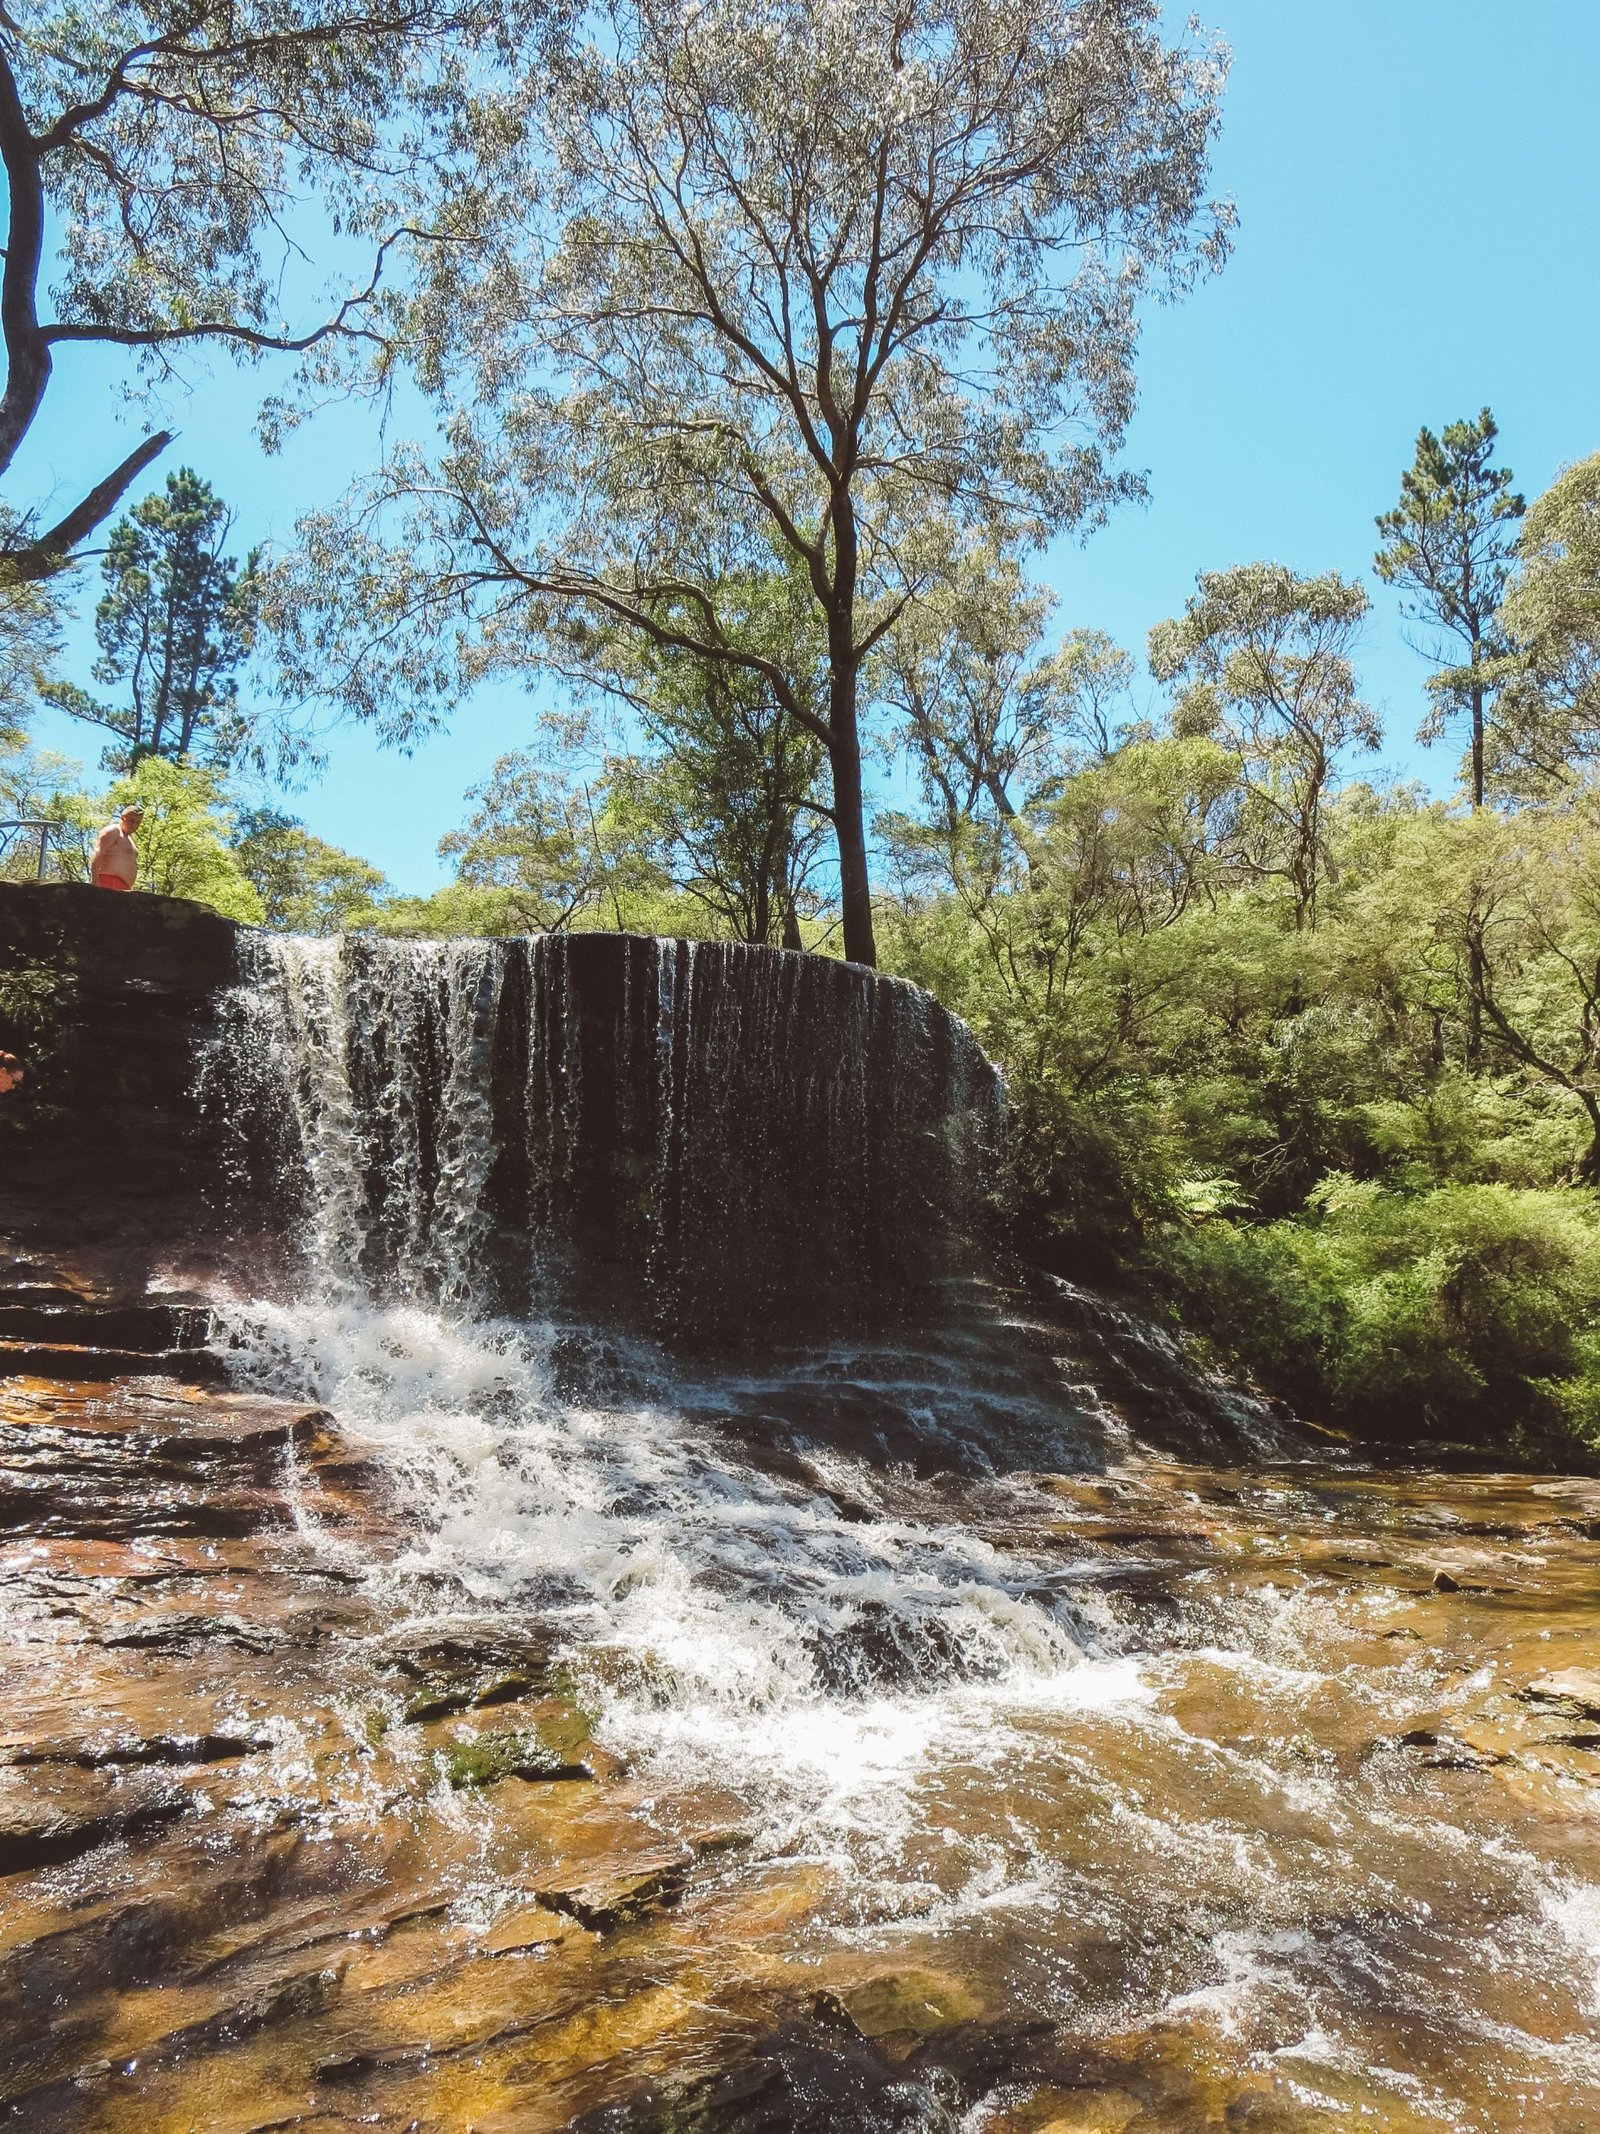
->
[1375,410,1525,809]
[48,469,262,771]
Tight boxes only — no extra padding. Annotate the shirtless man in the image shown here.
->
[0,1052,22,1096]
[90,804,142,891]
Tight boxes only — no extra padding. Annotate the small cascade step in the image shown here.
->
[0,1264,66,1294]
[0,1378,374,1546]
[0,1302,210,1349]
[0,1284,86,1312]
[0,1340,230,1386]
[0,1288,222,1388]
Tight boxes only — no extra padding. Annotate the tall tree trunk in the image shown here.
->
[1573,1094,1600,1188]
[824,495,876,966]
[1470,662,1485,810]
[1465,939,1484,1070]
[0,53,50,483]
[1466,642,1485,1064]
[178,648,204,755]
[828,678,876,967]
[151,598,178,757]
[0,58,171,576]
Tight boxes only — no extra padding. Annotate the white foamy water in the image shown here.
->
[185,934,1600,2126]
[1546,1883,1600,2015]
[218,1293,1145,1845]
[198,1285,1600,2132]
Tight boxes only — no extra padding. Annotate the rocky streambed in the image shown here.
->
[5,894,1599,2130]
[4,1255,1600,2134]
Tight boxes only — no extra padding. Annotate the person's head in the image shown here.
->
[120,805,144,833]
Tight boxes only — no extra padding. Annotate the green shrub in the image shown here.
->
[1162,1182,1600,1461]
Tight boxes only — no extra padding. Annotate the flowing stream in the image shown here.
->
[189,934,1600,2131]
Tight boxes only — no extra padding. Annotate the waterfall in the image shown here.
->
[207,930,1124,1846]
[12,890,1595,2130]
[187,927,1600,2133]
[214,930,1002,1333]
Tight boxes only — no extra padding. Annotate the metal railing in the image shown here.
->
[0,818,86,882]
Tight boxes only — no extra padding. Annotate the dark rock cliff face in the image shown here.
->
[219,929,1003,1335]
[0,888,1001,1337]
[0,885,241,1264]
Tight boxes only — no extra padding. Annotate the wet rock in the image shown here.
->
[437,1726,593,1789]
[686,1823,755,1860]
[1388,1727,1508,1770]
[1523,1667,1600,1719]
[4,1729,266,1768]
[314,2043,415,2085]
[415,1691,626,1789]
[809,1988,868,2040]
[101,1612,285,1654]
[155,1961,349,2058]
[401,1678,531,1723]
[0,1376,334,1457]
[482,1902,571,1956]
[0,1336,231,1384]
[535,1851,695,1931]
[824,1970,986,2055]
[0,1958,353,2121]
[0,1763,187,1873]
[375,1618,564,1722]
[900,2015,1073,2101]
[0,1299,211,1349]
[571,2003,961,2133]
[0,1376,351,1544]
[803,1599,976,1693]
[378,1620,559,1673]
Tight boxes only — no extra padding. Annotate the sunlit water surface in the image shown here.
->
[209,1289,1600,2132]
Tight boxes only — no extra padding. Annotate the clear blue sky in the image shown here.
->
[23,0,1600,893]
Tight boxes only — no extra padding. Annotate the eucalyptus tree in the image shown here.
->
[883,549,1137,836]
[440,754,672,935]
[1375,410,1524,808]
[537,555,830,946]
[0,0,553,584]
[606,680,827,951]
[1149,565,1377,929]
[438,717,826,948]
[232,809,389,933]
[283,0,1231,966]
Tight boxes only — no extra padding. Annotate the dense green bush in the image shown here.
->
[884,770,1600,1467]
[1160,1183,1600,1459]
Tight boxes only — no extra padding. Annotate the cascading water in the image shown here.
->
[215,930,1002,1329]
[187,930,1600,2132]
[207,928,1131,1818]
[227,933,514,1308]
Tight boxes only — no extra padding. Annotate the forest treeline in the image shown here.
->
[4,3,1600,1459]
[11,426,1600,1464]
